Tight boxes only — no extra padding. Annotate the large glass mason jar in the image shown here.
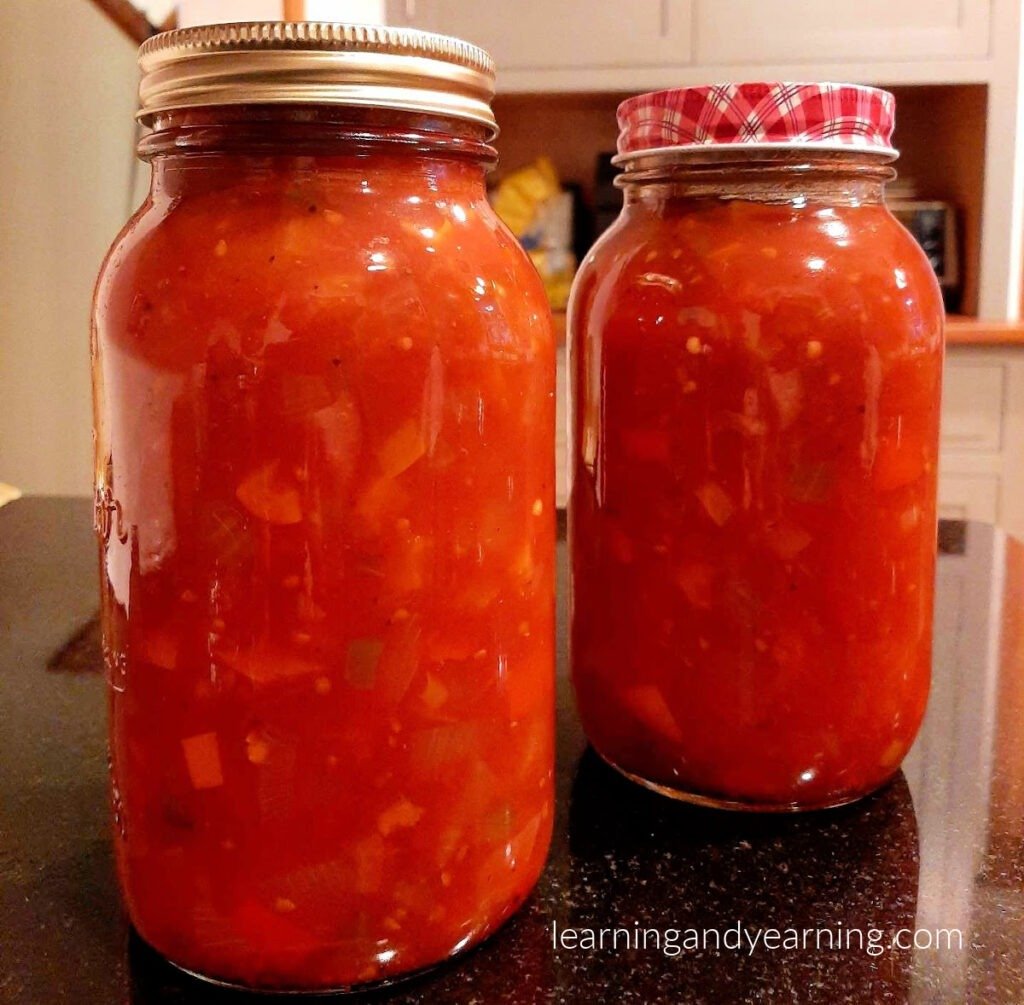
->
[92,23,555,993]
[569,83,943,812]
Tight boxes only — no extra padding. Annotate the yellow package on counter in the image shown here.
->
[491,157,561,237]
[527,247,574,312]
[491,157,576,311]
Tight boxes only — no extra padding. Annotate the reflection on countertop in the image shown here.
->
[1,499,1023,1003]
[903,522,1024,1003]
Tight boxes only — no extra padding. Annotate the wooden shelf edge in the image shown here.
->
[946,315,1024,346]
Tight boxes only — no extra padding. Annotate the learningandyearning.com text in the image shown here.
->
[552,921,965,959]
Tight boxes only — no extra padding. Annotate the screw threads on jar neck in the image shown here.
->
[138,104,498,168]
[618,149,896,208]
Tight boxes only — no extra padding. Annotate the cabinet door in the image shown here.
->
[939,347,1024,541]
[695,0,991,64]
[420,0,693,70]
[938,471,1000,524]
[941,358,1006,454]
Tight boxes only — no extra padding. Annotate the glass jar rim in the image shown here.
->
[613,146,898,194]
[613,141,898,170]
[136,104,499,168]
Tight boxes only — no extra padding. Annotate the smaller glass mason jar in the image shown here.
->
[569,83,943,812]
[93,23,554,993]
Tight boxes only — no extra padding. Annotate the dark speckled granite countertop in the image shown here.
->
[2,498,1022,1004]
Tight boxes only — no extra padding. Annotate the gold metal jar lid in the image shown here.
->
[137,21,497,137]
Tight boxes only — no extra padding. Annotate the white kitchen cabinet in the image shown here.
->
[939,346,1024,538]
[938,471,1001,523]
[940,357,1007,453]
[418,0,994,83]
[409,0,1021,321]
[417,0,693,72]
[695,0,991,66]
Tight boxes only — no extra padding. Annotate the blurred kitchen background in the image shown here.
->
[2,0,1024,529]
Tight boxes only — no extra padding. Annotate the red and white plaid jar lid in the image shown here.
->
[616,82,897,161]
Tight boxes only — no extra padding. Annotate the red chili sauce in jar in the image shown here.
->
[570,84,943,811]
[93,25,554,992]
